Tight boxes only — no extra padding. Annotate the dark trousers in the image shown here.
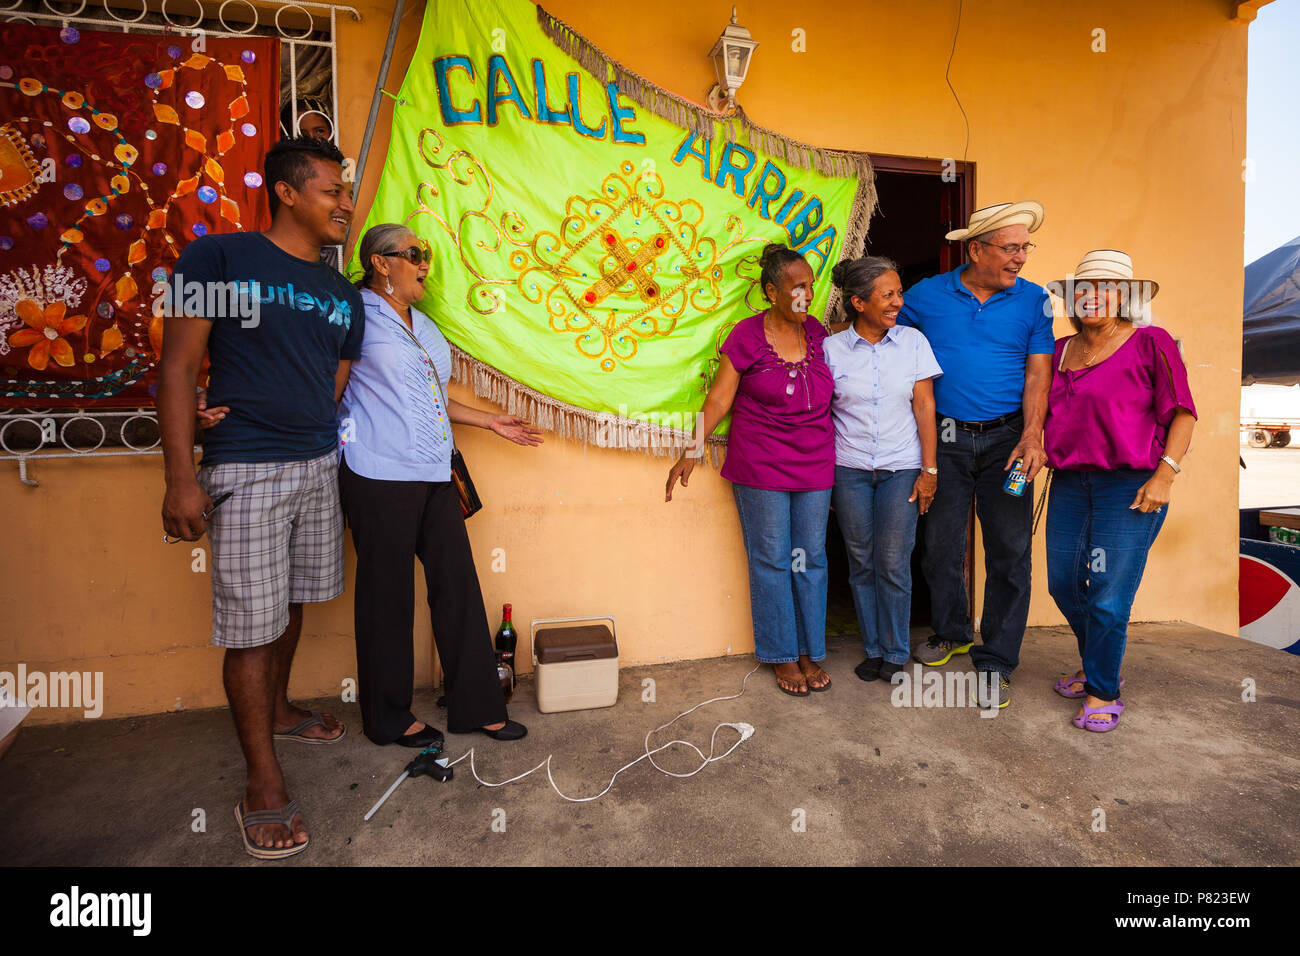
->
[921,416,1033,675]
[339,460,507,741]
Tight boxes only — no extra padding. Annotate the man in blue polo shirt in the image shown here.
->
[897,201,1053,709]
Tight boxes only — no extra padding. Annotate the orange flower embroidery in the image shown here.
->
[7,299,88,370]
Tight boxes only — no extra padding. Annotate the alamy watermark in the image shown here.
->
[0,664,103,718]
[889,664,999,717]
[1041,278,1151,319]
[49,886,150,936]
[152,274,261,328]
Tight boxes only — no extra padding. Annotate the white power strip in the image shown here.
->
[444,665,760,802]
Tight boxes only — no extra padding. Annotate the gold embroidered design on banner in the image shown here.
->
[511,160,763,372]
[404,128,531,317]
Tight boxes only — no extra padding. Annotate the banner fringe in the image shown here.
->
[448,344,726,463]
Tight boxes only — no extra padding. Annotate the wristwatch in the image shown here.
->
[923,467,938,476]
[1159,455,1181,474]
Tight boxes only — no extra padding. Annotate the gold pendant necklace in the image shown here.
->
[1080,322,1118,366]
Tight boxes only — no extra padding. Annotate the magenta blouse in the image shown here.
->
[1043,325,1197,472]
[719,312,835,491]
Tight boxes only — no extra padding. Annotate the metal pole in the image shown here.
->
[330,6,341,146]
[347,0,406,226]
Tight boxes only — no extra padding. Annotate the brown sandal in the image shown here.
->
[775,669,810,697]
[803,667,832,692]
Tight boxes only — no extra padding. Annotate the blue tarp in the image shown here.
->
[1243,235,1300,385]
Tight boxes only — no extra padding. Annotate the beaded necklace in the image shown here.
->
[389,309,450,444]
[764,311,813,410]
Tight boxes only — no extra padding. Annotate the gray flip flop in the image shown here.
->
[273,709,346,744]
[235,799,308,860]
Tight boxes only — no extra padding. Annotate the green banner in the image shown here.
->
[356,0,873,442]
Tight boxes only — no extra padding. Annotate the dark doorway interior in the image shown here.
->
[825,157,974,644]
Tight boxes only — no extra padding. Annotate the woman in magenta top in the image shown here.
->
[666,244,835,696]
[1042,250,1196,733]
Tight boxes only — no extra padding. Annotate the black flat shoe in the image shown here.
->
[395,724,445,748]
[476,719,527,741]
[879,661,905,682]
[855,657,884,681]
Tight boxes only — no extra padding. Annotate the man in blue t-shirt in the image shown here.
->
[158,136,364,860]
[897,201,1053,710]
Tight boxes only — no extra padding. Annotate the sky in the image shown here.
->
[1245,0,1300,266]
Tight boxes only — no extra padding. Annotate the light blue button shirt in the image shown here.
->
[823,323,943,471]
[338,287,454,481]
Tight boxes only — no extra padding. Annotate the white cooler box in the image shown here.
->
[531,615,619,714]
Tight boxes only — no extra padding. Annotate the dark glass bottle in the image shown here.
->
[494,604,517,700]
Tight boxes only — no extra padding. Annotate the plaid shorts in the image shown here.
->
[198,450,344,649]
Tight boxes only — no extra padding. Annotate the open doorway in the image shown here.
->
[825,155,975,643]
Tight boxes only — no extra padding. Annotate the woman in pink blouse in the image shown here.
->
[1043,250,1196,732]
[665,244,836,697]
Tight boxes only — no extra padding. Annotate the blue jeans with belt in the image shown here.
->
[832,466,920,665]
[921,416,1034,676]
[1045,468,1167,701]
[731,484,832,664]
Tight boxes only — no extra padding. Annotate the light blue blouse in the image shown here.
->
[823,323,943,471]
[338,287,454,481]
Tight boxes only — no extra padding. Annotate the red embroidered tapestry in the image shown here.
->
[0,23,279,407]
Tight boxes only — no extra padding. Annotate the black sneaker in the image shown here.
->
[854,657,884,681]
[879,661,905,682]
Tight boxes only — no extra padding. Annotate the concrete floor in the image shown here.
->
[2,623,1297,867]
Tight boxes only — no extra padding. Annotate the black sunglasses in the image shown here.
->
[381,244,431,264]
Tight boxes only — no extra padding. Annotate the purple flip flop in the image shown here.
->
[1071,699,1125,733]
[1053,674,1124,699]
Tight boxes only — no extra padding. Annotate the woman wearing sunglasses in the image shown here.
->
[338,223,543,748]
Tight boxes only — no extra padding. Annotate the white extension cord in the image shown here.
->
[443,664,760,803]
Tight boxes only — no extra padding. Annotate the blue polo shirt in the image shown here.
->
[897,265,1053,422]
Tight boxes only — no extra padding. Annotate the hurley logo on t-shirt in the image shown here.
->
[255,281,354,329]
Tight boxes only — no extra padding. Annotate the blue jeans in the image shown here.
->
[921,416,1033,676]
[731,484,832,664]
[1045,469,1167,701]
[832,466,919,665]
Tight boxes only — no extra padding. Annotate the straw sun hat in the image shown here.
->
[945,200,1045,241]
[1047,249,1159,325]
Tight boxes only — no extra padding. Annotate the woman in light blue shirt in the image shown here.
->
[825,257,942,683]
[338,224,542,747]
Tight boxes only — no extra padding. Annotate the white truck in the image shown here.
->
[1241,384,1300,447]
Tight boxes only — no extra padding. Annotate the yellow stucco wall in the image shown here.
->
[1,0,1246,723]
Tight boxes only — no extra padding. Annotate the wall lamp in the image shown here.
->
[706,6,759,113]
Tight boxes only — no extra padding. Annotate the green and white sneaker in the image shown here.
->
[912,635,975,666]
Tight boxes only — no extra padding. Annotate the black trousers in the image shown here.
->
[339,459,507,741]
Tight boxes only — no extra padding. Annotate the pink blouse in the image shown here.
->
[1043,326,1197,472]
[719,312,835,491]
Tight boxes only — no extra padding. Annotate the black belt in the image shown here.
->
[939,410,1023,433]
